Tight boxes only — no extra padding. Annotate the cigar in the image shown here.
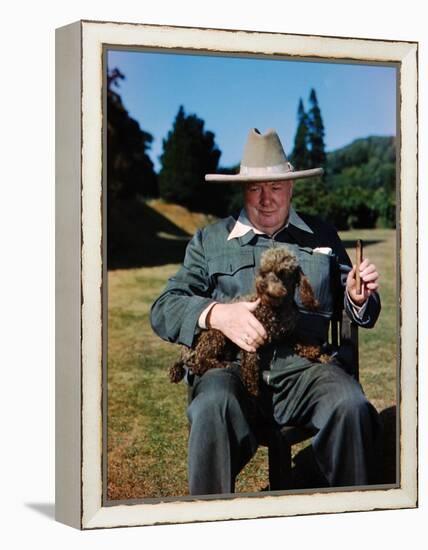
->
[356,239,363,295]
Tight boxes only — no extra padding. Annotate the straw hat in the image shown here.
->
[205,128,323,183]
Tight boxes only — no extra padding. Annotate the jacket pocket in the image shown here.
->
[295,247,334,317]
[207,251,255,300]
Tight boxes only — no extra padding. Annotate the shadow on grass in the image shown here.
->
[108,199,191,269]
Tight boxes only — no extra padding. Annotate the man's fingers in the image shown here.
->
[348,265,356,278]
[210,299,269,350]
[346,258,380,305]
[244,298,260,311]
[359,258,370,270]
[361,270,379,283]
[348,264,379,282]
[241,299,267,341]
[366,282,379,291]
[248,316,267,340]
[235,333,257,352]
[237,337,257,353]
[242,325,263,345]
[238,325,265,349]
[347,266,356,287]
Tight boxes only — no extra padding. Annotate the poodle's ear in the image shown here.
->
[298,271,319,311]
[169,362,186,383]
[255,275,266,296]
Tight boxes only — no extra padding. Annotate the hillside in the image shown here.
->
[147,199,216,235]
[326,135,396,190]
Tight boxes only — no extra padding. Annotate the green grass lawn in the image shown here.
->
[107,227,397,500]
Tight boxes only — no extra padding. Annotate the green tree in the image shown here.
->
[158,106,222,212]
[326,136,396,228]
[372,187,396,228]
[326,181,377,230]
[290,98,310,170]
[307,88,326,171]
[291,93,328,219]
[107,68,158,199]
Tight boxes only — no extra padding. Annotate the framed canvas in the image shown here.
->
[55,20,418,529]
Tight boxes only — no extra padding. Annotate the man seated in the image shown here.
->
[151,128,381,495]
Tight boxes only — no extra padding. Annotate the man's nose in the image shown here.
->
[260,188,273,205]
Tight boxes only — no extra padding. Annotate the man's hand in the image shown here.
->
[208,299,267,352]
[346,258,380,306]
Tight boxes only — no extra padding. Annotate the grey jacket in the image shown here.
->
[150,211,380,357]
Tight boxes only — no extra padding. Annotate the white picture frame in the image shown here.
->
[55,19,418,530]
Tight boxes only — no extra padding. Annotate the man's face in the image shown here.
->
[243,180,294,236]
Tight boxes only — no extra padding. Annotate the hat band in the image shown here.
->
[239,161,293,176]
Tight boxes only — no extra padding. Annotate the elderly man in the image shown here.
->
[151,128,381,495]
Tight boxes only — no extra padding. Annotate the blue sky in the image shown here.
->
[107,49,397,172]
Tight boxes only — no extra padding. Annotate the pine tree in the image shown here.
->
[106,68,159,268]
[158,106,221,212]
[107,68,158,199]
[307,88,326,171]
[290,98,310,170]
[291,92,328,218]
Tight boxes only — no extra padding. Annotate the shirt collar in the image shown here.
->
[227,206,314,241]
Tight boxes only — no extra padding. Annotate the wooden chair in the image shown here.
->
[262,309,359,490]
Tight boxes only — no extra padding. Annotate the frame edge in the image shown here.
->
[77,20,418,528]
[55,20,83,530]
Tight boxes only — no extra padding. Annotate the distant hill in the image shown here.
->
[219,135,396,197]
[326,135,396,191]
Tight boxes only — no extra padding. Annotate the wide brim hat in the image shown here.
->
[205,128,323,183]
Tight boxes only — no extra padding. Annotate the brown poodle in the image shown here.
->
[169,247,330,396]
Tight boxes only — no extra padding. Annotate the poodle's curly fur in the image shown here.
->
[169,247,330,396]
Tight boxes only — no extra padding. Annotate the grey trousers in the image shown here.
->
[186,360,381,495]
